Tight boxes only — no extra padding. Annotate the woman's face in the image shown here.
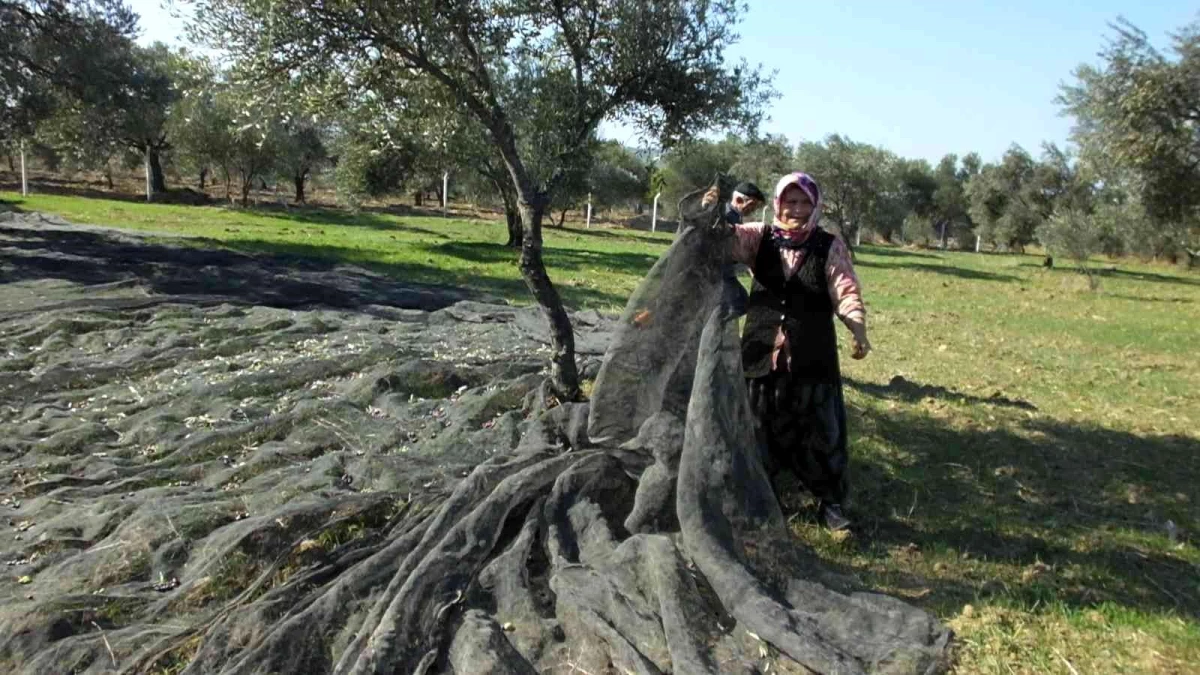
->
[776,185,814,230]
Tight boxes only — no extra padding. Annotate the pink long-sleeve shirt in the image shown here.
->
[731,223,866,369]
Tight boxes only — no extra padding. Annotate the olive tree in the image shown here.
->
[189,0,773,399]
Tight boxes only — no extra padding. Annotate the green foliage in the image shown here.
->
[587,140,649,212]
[652,134,789,218]
[901,213,938,247]
[1059,18,1200,260]
[332,139,418,209]
[796,134,905,244]
[0,0,139,142]
[930,153,978,248]
[190,0,773,216]
[1037,209,1105,284]
[965,144,1091,251]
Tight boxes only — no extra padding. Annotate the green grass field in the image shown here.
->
[4,191,1199,673]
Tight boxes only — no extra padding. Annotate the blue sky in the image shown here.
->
[130,0,1197,164]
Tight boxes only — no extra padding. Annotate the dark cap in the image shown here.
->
[733,181,766,203]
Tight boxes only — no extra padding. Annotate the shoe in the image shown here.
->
[819,503,852,532]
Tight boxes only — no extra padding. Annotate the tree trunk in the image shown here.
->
[518,195,580,401]
[294,170,307,204]
[199,167,208,191]
[553,209,567,229]
[5,152,13,172]
[504,206,522,248]
[414,191,423,206]
[148,148,167,194]
[104,165,114,190]
[240,172,252,208]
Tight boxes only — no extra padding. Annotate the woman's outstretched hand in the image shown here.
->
[701,187,719,207]
[850,325,872,360]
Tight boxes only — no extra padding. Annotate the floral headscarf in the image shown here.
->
[772,172,822,245]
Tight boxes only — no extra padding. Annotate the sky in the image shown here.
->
[129,0,1198,165]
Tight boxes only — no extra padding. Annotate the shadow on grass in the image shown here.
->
[856,258,1020,283]
[833,403,1200,620]
[218,239,634,309]
[1105,293,1195,304]
[1015,261,1200,288]
[0,218,481,314]
[548,225,676,246]
[1100,267,1199,288]
[229,202,460,239]
[0,176,213,206]
[419,240,660,275]
[858,245,945,260]
[1,209,635,309]
[844,375,1037,411]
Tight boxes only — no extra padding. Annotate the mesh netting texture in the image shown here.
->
[0,204,950,674]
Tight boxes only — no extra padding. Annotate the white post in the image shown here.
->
[975,234,981,253]
[144,147,152,202]
[442,171,449,217]
[855,228,861,247]
[585,193,592,229]
[651,191,662,232]
[20,141,28,197]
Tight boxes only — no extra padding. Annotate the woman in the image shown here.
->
[719,172,870,531]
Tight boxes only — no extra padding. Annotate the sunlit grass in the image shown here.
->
[4,190,1198,673]
[0,191,673,311]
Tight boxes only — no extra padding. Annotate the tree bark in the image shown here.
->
[414,191,423,206]
[148,148,167,194]
[294,170,307,204]
[504,205,522,248]
[199,167,208,191]
[240,172,253,208]
[518,195,580,401]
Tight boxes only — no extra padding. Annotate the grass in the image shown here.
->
[4,190,1200,673]
[0,191,671,310]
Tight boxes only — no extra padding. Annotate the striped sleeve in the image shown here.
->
[730,223,766,268]
[825,237,866,326]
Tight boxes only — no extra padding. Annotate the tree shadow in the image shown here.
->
[855,258,1020,282]
[1103,293,1195,304]
[844,375,1038,411]
[225,203,458,238]
[0,176,212,205]
[1015,262,1200,288]
[548,226,674,246]
[0,217,480,315]
[858,245,945,260]
[836,402,1200,620]
[418,240,660,276]
[1101,267,1200,288]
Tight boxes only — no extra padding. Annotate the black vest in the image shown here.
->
[741,228,840,382]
